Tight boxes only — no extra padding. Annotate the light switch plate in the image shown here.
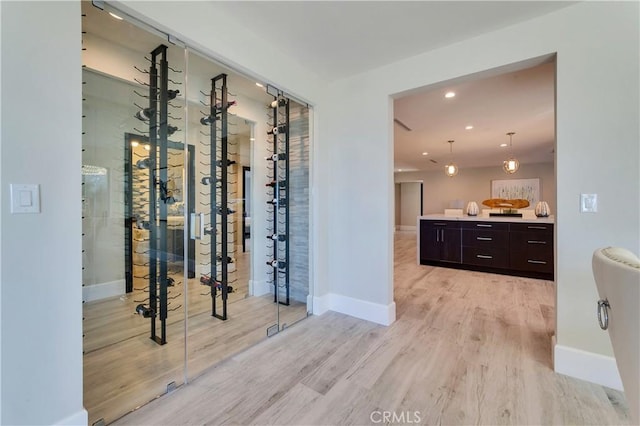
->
[10,184,40,214]
[580,193,597,213]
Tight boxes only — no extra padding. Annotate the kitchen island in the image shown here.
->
[418,214,554,280]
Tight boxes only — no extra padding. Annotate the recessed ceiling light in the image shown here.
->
[255,82,264,88]
[109,12,123,20]
[422,152,428,156]
[144,144,151,151]
[445,92,456,98]
[398,169,403,172]
[131,141,139,147]
[465,125,473,130]
[249,137,255,141]
[500,143,508,147]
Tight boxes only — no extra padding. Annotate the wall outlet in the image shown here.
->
[580,193,597,213]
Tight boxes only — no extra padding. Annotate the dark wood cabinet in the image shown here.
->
[419,218,553,280]
[461,222,509,269]
[419,220,461,263]
[509,223,554,275]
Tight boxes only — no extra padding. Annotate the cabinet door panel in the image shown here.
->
[442,228,461,263]
[420,222,440,261]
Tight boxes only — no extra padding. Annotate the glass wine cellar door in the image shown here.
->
[82,4,311,424]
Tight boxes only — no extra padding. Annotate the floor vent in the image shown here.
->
[166,381,177,393]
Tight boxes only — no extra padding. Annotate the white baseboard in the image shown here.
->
[312,293,396,326]
[307,294,313,313]
[312,293,331,316]
[554,343,623,390]
[398,225,416,232]
[83,279,125,303]
[250,279,271,297]
[55,408,88,426]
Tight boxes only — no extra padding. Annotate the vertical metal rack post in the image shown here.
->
[201,73,233,321]
[133,44,170,345]
[267,93,290,306]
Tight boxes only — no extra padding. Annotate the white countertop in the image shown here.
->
[419,214,554,224]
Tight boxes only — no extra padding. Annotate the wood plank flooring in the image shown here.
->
[83,251,308,425]
[114,232,630,425]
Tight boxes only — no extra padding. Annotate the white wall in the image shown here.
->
[399,182,421,228]
[397,162,556,215]
[324,0,638,382]
[0,2,86,425]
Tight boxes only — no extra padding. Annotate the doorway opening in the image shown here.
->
[391,55,557,365]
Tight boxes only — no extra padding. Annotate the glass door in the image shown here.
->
[182,49,279,380]
[265,94,312,330]
[82,4,187,424]
[82,4,313,423]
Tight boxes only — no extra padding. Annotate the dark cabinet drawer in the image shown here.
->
[462,229,509,247]
[510,231,553,248]
[462,246,509,269]
[510,229,554,274]
[426,221,461,229]
[462,221,509,231]
[510,251,553,273]
[510,223,553,233]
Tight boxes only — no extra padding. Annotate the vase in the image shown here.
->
[466,201,479,216]
[535,201,550,217]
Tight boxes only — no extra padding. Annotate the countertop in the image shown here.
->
[419,214,554,224]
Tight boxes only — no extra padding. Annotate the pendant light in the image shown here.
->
[503,131,520,174]
[445,140,458,177]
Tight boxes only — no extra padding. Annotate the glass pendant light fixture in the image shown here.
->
[445,140,458,177]
[503,131,520,174]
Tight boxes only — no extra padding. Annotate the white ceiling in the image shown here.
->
[394,60,556,172]
[210,1,575,81]
[208,1,564,171]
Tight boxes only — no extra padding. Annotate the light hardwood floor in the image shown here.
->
[83,251,308,425]
[114,232,629,425]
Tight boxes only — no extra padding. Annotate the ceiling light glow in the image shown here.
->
[465,125,473,130]
[255,82,264,88]
[445,140,458,177]
[131,141,139,147]
[445,92,456,98]
[502,132,520,174]
[109,12,123,20]
[500,143,508,147]
[422,152,428,156]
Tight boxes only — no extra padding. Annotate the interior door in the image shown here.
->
[266,92,312,330]
[183,48,278,380]
[81,9,188,422]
